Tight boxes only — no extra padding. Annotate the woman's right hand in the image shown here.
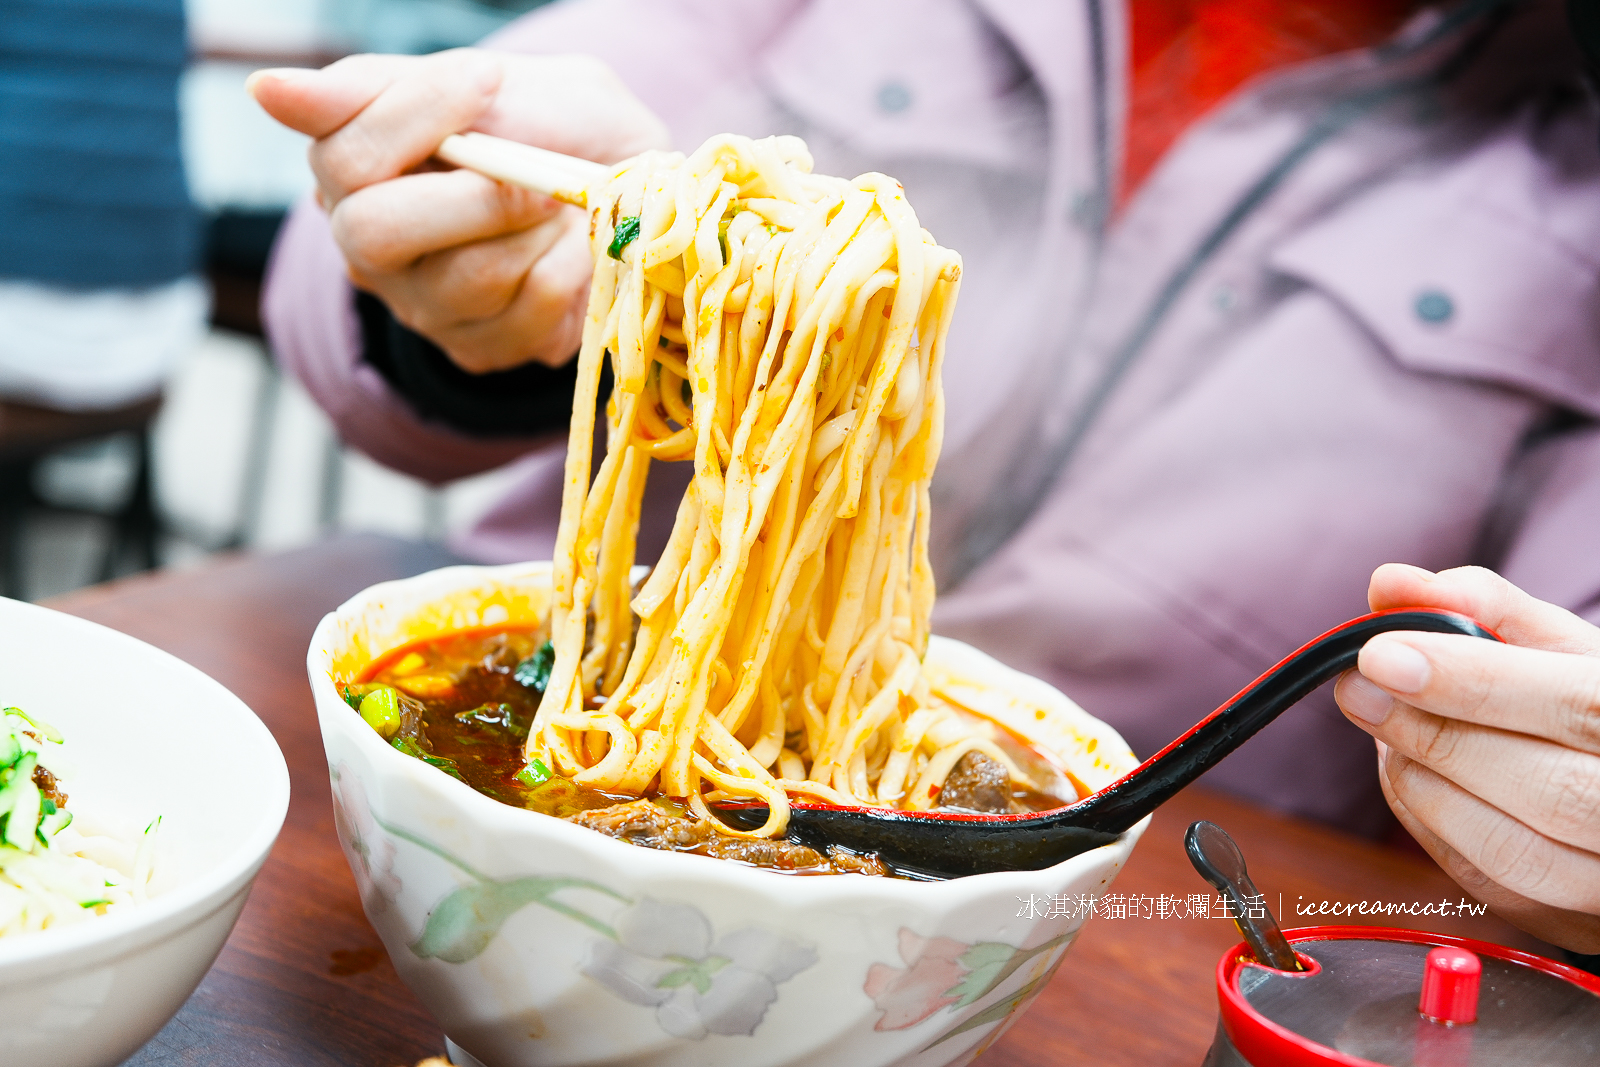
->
[250,49,669,373]
[1335,565,1600,953]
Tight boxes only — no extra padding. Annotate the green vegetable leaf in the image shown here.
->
[607,216,641,260]
[388,736,462,779]
[410,876,624,962]
[514,641,556,693]
[455,702,524,737]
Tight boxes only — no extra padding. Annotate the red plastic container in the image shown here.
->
[1205,926,1600,1067]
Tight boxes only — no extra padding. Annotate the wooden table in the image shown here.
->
[45,535,1547,1067]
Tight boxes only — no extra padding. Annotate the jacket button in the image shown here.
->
[1414,290,1454,324]
[877,81,913,113]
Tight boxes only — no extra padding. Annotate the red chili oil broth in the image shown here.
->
[358,627,1077,822]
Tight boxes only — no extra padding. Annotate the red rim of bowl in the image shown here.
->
[1216,925,1600,1067]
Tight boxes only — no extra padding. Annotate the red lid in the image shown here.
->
[1419,946,1480,1025]
[1215,926,1600,1067]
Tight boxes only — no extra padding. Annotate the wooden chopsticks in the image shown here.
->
[434,132,610,207]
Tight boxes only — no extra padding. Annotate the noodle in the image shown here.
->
[526,134,981,839]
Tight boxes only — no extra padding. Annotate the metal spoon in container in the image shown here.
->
[715,608,1498,879]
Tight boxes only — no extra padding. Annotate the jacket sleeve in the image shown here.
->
[260,0,807,483]
[261,196,557,484]
[1489,418,1600,626]
[482,0,804,130]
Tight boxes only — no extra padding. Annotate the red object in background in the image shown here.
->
[1214,926,1600,1067]
[1419,946,1482,1025]
[1123,0,1419,203]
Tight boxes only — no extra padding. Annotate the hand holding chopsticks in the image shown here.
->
[247,50,667,373]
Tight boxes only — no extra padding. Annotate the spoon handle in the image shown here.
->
[1066,609,1499,835]
[1186,821,1303,971]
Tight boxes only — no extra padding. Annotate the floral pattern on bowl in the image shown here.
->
[334,764,816,1042]
[581,898,817,1039]
[865,927,1076,1049]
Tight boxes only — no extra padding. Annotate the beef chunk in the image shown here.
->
[825,846,891,877]
[704,834,825,870]
[569,799,708,850]
[936,751,1017,814]
[568,799,835,871]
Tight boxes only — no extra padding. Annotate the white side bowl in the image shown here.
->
[310,562,1146,1067]
[0,598,290,1067]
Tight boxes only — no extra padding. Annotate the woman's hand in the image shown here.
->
[1334,564,1600,952]
[250,49,669,373]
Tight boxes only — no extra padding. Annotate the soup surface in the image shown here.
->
[353,627,1068,876]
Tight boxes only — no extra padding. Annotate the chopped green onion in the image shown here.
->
[359,686,403,739]
[339,682,386,711]
[607,216,642,259]
[515,758,552,788]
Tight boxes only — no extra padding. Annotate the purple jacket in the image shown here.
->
[264,0,1600,835]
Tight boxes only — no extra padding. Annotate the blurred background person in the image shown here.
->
[0,0,205,595]
[0,0,204,412]
[253,0,1600,841]
[0,0,556,598]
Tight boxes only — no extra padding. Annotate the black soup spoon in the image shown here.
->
[714,608,1499,879]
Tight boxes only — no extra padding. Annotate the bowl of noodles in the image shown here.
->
[309,131,1145,1065]
[0,597,289,1067]
[311,561,1144,1067]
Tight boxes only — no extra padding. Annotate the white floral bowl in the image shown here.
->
[309,562,1146,1067]
[0,598,289,1067]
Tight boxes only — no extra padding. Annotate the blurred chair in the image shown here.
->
[0,0,204,596]
[0,397,162,598]
[204,207,288,549]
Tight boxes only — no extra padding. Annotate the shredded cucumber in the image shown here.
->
[0,707,157,938]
